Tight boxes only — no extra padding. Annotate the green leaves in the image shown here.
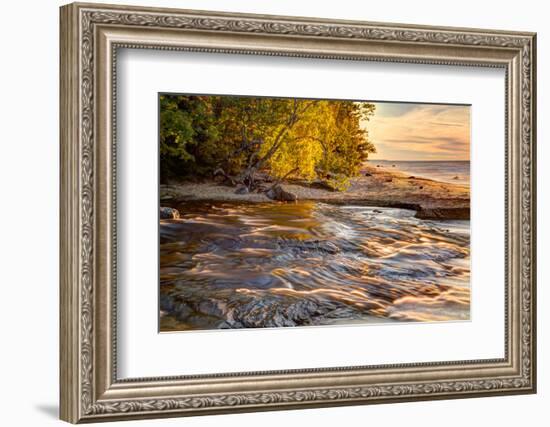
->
[159,95,223,180]
[159,95,376,188]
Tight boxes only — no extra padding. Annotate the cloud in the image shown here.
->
[365,103,470,160]
[372,103,419,118]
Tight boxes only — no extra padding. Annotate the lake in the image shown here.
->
[368,160,470,185]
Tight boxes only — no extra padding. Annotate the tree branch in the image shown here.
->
[265,167,299,192]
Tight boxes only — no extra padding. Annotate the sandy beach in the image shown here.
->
[160,164,470,220]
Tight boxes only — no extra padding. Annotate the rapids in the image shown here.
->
[159,201,470,331]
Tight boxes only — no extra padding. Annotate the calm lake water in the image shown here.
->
[368,160,470,185]
[160,201,470,331]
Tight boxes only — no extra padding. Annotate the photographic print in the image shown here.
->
[159,94,471,332]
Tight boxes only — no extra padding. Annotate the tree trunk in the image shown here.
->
[222,100,317,191]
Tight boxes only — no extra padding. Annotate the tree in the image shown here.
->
[159,95,376,190]
[316,101,376,189]
[159,95,222,182]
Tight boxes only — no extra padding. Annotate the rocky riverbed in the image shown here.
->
[159,201,470,331]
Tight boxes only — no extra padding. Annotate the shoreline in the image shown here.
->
[160,164,470,220]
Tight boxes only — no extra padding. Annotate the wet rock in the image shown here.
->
[159,294,192,320]
[198,299,227,318]
[325,307,361,319]
[160,207,180,219]
[228,296,325,328]
[287,239,340,254]
[266,184,297,202]
[415,207,470,220]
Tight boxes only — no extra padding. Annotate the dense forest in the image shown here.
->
[160,95,376,191]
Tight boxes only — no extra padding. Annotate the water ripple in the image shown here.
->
[160,201,470,331]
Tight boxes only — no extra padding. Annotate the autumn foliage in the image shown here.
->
[160,94,376,190]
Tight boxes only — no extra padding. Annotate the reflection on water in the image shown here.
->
[370,160,470,185]
[160,201,470,331]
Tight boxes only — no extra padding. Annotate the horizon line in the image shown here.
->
[366,159,470,162]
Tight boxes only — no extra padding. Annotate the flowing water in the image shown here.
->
[159,201,470,331]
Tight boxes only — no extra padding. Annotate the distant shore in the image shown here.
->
[160,164,470,220]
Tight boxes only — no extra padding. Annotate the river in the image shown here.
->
[160,201,470,331]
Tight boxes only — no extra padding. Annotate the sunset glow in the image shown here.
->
[365,102,470,161]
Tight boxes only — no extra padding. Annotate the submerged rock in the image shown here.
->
[278,238,340,254]
[160,207,180,219]
[266,184,297,202]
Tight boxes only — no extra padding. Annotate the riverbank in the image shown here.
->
[160,164,470,220]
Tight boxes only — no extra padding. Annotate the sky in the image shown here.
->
[364,102,470,161]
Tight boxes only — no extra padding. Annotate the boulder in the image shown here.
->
[160,207,180,219]
[265,184,297,202]
[234,185,249,195]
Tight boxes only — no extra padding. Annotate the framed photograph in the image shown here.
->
[60,2,537,423]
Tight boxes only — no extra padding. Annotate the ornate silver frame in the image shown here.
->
[60,2,537,423]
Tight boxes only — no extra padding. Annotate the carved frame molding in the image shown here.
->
[60,2,536,423]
